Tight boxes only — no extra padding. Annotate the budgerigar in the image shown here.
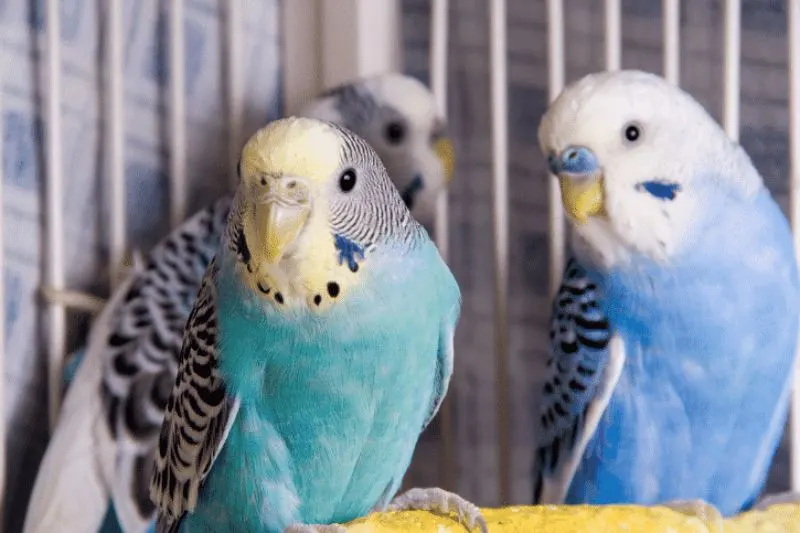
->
[149,117,482,533]
[532,70,800,517]
[23,73,455,533]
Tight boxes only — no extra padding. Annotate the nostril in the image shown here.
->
[566,149,578,160]
[286,180,297,189]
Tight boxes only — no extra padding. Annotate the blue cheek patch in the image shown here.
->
[334,234,365,273]
[636,180,681,201]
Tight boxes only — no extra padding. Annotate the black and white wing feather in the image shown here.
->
[150,259,240,533]
[101,196,232,530]
[22,197,232,533]
[532,258,625,504]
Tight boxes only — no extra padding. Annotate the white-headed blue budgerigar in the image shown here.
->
[23,73,456,533]
[149,116,482,533]
[532,69,800,517]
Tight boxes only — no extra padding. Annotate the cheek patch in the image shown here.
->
[636,180,681,201]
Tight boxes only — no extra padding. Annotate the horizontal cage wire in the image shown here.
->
[1,0,799,521]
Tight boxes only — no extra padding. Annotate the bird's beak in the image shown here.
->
[549,146,605,224]
[251,175,312,264]
[433,136,455,184]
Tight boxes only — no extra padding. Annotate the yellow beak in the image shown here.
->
[433,137,455,184]
[559,174,606,224]
[246,176,312,265]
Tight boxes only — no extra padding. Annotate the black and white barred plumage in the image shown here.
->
[532,258,612,504]
[99,196,232,526]
[149,258,239,533]
[22,196,232,533]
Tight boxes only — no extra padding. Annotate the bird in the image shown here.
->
[532,69,800,517]
[23,72,456,533]
[149,116,482,532]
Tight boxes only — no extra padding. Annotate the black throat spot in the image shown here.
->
[236,228,252,270]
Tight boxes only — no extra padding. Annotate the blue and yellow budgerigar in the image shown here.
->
[22,73,456,533]
[532,70,800,517]
[150,117,483,533]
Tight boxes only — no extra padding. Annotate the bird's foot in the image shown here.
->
[283,524,347,533]
[753,491,800,511]
[662,499,723,528]
[387,487,488,533]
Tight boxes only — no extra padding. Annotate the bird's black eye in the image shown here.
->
[385,121,405,145]
[623,123,642,143]
[339,168,357,192]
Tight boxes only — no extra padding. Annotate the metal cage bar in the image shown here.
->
[722,0,741,141]
[546,0,566,300]
[169,0,187,227]
[662,0,680,85]
[429,0,456,492]
[489,0,511,504]
[226,0,243,187]
[106,0,126,289]
[604,0,622,71]
[45,0,67,431]
[0,74,6,516]
[788,0,800,493]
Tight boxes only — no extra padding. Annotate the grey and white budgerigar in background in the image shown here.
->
[300,72,454,229]
[23,72,455,533]
[532,69,800,516]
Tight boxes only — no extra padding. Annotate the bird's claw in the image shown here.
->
[753,491,800,510]
[387,487,488,533]
[662,499,723,529]
[283,524,347,533]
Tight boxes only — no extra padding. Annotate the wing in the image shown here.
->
[421,300,460,432]
[532,257,625,504]
[150,258,240,532]
[99,196,232,531]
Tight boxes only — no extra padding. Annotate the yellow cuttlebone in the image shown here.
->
[336,501,800,533]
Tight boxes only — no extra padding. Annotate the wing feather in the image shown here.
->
[149,259,239,530]
[533,258,624,504]
[101,197,231,531]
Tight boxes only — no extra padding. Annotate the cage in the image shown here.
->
[1,0,799,531]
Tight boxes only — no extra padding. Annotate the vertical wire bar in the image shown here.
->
[106,0,126,289]
[662,0,680,85]
[429,0,456,492]
[169,0,187,227]
[432,1,449,259]
[0,75,6,514]
[604,0,621,71]
[45,0,66,431]
[488,0,510,504]
[722,0,741,141]
[788,0,800,492]
[546,0,565,299]
[226,0,243,187]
